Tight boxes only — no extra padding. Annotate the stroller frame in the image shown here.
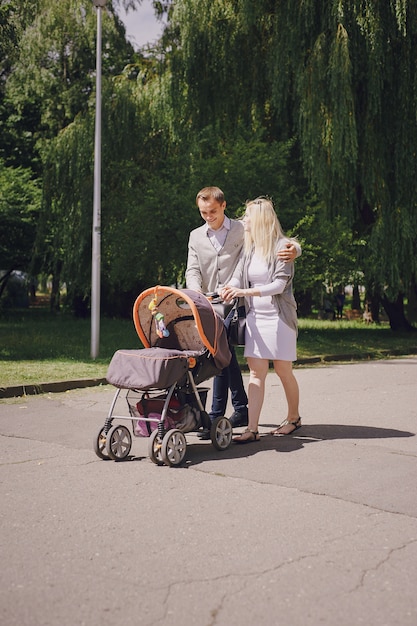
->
[93,286,233,466]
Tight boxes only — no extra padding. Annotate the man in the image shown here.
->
[185,186,300,433]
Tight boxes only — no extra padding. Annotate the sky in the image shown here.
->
[117,1,164,49]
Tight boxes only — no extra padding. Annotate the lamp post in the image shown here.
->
[91,0,106,358]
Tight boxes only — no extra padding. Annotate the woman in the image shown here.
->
[221,197,301,443]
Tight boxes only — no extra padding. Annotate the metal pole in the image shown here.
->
[91,0,106,358]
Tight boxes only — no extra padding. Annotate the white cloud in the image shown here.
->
[117,0,164,49]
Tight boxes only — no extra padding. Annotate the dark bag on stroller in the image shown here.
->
[228,303,246,346]
[134,393,179,436]
[134,393,198,436]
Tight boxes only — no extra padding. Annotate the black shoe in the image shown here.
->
[229,411,248,428]
[197,428,211,440]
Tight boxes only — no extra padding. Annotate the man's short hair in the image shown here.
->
[196,186,225,205]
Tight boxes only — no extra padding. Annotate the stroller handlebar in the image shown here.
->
[205,292,229,305]
[204,292,235,319]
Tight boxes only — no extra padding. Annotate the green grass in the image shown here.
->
[0,308,138,386]
[1,308,416,387]
[297,319,416,360]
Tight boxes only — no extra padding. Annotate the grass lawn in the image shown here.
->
[1,307,416,387]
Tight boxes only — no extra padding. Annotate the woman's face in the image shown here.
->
[242,210,251,232]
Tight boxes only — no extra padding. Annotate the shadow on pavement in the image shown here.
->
[98,423,415,467]
[179,423,416,465]
[275,423,415,440]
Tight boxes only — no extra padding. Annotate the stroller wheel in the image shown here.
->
[94,426,110,460]
[105,425,132,461]
[148,430,165,466]
[161,429,187,467]
[211,416,233,451]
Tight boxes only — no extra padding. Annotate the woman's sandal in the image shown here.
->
[233,428,260,444]
[270,417,302,436]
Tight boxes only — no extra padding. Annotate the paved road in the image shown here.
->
[1,357,417,626]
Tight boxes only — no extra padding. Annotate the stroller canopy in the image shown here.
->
[133,286,231,371]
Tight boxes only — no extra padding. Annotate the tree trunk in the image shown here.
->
[352,284,361,309]
[381,293,416,332]
[0,269,13,299]
[295,289,313,317]
[406,278,417,323]
[49,261,62,312]
[365,290,380,323]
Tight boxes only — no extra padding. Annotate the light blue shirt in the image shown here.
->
[206,216,231,252]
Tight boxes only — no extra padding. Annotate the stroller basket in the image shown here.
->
[127,387,210,437]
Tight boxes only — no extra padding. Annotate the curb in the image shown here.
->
[1,350,416,399]
[0,378,108,399]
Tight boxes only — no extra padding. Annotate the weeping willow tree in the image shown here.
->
[6,0,134,140]
[6,0,416,326]
[271,0,417,329]
[38,58,203,316]
[5,0,137,310]
[169,0,417,329]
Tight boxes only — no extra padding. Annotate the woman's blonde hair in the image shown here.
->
[243,197,285,263]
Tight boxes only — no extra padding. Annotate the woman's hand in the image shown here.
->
[221,286,258,301]
[220,286,235,302]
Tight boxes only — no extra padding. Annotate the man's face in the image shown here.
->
[197,198,226,231]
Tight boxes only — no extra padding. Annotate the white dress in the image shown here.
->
[244,254,297,361]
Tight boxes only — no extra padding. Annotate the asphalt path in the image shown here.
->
[1,357,417,626]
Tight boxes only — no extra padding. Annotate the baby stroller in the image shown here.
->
[93,286,233,466]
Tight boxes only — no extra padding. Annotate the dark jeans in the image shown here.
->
[210,308,248,419]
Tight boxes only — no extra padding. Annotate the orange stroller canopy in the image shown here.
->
[133,286,230,371]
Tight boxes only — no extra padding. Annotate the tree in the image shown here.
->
[270,1,417,329]
[4,0,137,309]
[166,0,417,330]
[6,0,135,140]
[0,160,41,298]
[0,1,42,170]
[6,0,414,327]
[289,201,363,316]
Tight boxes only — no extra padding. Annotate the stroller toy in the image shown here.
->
[94,286,233,467]
[148,293,169,338]
[154,311,169,338]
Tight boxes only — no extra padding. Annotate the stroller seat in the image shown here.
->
[106,347,197,391]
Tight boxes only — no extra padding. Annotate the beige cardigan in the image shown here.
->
[185,219,245,293]
[231,240,298,333]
